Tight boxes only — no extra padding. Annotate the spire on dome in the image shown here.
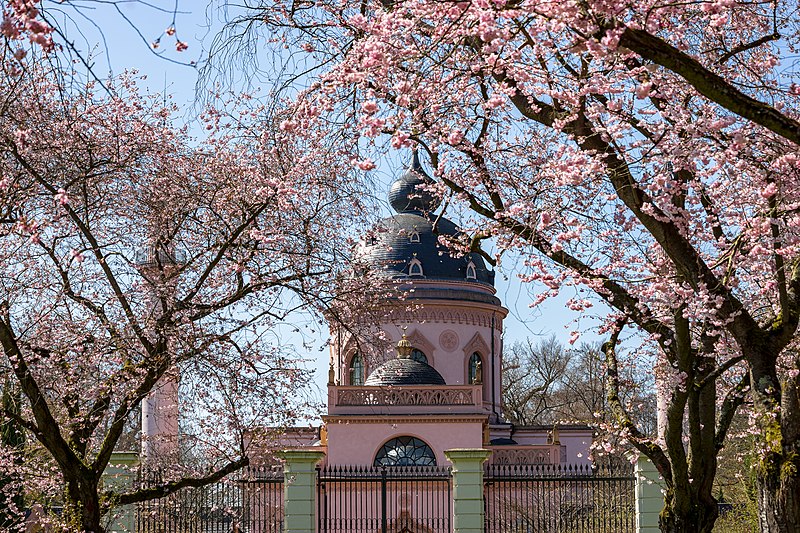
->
[388,149,441,214]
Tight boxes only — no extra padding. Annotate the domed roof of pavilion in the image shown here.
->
[364,336,446,386]
[364,358,446,386]
[359,151,495,287]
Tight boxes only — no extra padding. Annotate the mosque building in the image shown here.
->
[273,152,592,468]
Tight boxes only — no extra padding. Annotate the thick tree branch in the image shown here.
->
[0,305,83,476]
[108,456,250,506]
[602,319,672,481]
[617,27,800,146]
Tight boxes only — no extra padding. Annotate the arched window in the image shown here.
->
[411,348,428,364]
[374,436,436,466]
[466,260,477,280]
[349,353,365,386]
[409,257,424,276]
[468,352,483,384]
[409,228,420,243]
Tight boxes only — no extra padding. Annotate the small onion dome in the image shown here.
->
[364,336,446,386]
[490,437,518,445]
[388,150,441,214]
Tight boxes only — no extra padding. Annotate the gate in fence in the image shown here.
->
[316,465,452,533]
[484,462,636,533]
[136,465,284,533]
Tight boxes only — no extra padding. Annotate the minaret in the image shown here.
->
[136,242,183,464]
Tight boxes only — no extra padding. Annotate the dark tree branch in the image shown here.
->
[108,456,250,506]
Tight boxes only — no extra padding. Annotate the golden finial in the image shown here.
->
[396,331,413,359]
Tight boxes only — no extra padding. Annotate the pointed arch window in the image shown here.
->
[468,352,483,384]
[409,228,420,243]
[411,348,428,364]
[409,257,424,277]
[349,353,365,386]
[374,436,436,466]
[466,260,477,280]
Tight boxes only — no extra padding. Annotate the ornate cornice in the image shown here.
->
[382,305,505,329]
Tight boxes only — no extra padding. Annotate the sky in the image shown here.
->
[50,0,608,398]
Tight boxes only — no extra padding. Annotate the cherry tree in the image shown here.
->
[0,55,373,531]
[212,0,800,531]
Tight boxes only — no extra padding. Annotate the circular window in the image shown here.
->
[374,436,436,466]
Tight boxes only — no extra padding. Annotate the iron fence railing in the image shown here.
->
[317,464,452,533]
[133,461,636,533]
[136,465,284,533]
[484,462,636,533]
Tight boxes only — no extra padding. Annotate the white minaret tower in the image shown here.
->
[136,242,182,464]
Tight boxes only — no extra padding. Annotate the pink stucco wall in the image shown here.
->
[324,416,485,466]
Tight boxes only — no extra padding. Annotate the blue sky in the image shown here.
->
[50,0,606,397]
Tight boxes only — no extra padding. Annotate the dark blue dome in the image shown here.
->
[361,213,494,286]
[359,152,495,287]
[388,151,441,214]
[364,358,446,386]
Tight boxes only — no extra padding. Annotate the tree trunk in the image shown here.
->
[63,477,104,533]
[746,338,800,533]
[757,456,800,533]
[660,488,719,533]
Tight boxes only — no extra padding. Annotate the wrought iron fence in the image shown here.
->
[484,462,636,533]
[317,464,452,533]
[136,465,284,533]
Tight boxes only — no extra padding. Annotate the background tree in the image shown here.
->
[502,336,572,426]
[503,336,656,436]
[0,58,374,531]
[205,0,800,530]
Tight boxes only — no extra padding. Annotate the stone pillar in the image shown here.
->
[635,455,666,533]
[103,451,139,533]
[445,448,491,533]
[277,449,326,533]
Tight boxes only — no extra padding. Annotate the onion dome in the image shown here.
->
[388,150,441,214]
[359,152,496,289]
[364,336,446,386]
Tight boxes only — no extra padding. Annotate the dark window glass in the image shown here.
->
[468,352,482,384]
[350,353,364,385]
[411,348,428,364]
[374,436,436,466]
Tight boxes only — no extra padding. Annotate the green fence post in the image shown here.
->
[278,449,326,533]
[103,451,139,533]
[445,448,491,533]
[634,455,666,533]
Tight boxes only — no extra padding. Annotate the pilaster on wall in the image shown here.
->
[634,455,666,533]
[445,448,491,533]
[103,451,139,533]
[278,449,326,533]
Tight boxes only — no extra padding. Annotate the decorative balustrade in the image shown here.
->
[328,385,484,414]
[487,445,563,465]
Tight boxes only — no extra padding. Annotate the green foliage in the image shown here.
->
[712,504,758,533]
